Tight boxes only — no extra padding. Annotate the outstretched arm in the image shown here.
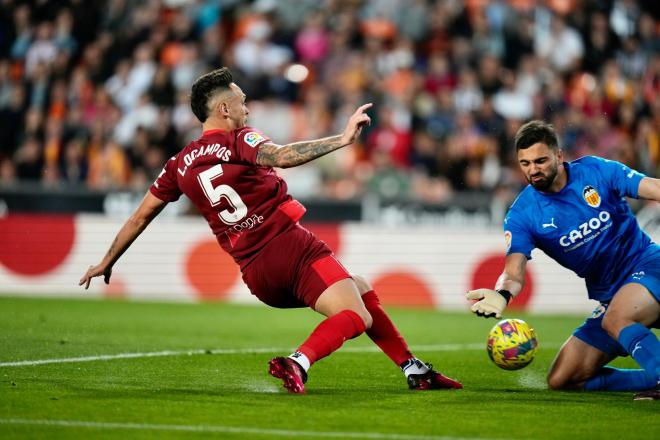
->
[79,192,168,289]
[638,177,660,202]
[494,253,527,297]
[256,103,372,168]
[466,253,527,318]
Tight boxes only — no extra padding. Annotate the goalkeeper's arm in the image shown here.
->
[466,253,527,318]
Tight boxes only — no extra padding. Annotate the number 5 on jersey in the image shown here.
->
[198,164,248,225]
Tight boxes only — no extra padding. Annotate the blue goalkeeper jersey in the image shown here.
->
[504,156,652,302]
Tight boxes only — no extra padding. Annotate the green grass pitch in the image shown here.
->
[0,297,657,439]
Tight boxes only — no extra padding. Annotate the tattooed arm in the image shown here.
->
[257,135,346,168]
[256,103,372,168]
[79,192,167,289]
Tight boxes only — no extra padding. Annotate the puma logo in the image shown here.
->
[631,342,642,357]
[542,218,557,229]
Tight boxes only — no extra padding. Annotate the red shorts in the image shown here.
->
[241,224,351,308]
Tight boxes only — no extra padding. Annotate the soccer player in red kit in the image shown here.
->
[79,67,462,394]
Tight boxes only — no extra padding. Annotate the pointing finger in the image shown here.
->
[356,103,373,113]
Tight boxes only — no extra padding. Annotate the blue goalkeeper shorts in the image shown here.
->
[573,249,660,357]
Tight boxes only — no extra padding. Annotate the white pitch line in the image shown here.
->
[0,418,505,440]
[0,344,484,368]
[0,343,560,368]
[0,347,279,367]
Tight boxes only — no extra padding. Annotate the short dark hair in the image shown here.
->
[190,67,234,123]
[514,120,559,151]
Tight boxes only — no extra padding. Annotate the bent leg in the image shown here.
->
[548,335,656,391]
[547,336,613,390]
[259,226,371,393]
[602,283,660,384]
[269,278,369,393]
[296,278,371,367]
[313,278,372,327]
[584,366,657,391]
[352,275,461,389]
[352,274,413,366]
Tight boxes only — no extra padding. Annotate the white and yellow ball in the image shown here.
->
[487,318,538,370]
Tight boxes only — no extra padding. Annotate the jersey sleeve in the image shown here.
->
[233,126,270,164]
[590,156,646,199]
[149,156,183,202]
[503,209,535,259]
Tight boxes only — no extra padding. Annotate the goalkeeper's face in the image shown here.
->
[517,142,563,192]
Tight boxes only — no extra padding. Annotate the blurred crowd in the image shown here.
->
[0,0,658,204]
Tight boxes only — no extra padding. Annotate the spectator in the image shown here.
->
[453,67,483,114]
[535,14,584,73]
[609,0,639,40]
[0,84,27,158]
[114,94,158,146]
[0,0,655,205]
[25,22,57,77]
[0,158,16,185]
[60,137,88,185]
[294,10,329,65]
[87,140,130,189]
[365,107,412,169]
[15,136,43,181]
[582,11,620,75]
[492,70,533,121]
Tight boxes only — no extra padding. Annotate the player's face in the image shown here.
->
[517,142,563,191]
[227,83,249,127]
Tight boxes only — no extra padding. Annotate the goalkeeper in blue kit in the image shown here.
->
[467,120,660,400]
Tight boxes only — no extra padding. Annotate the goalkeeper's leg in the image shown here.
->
[602,283,660,394]
[550,288,660,393]
[547,336,656,391]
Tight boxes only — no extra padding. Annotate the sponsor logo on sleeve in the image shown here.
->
[504,231,512,253]
[582,185,601,208]
[244,131,266,148]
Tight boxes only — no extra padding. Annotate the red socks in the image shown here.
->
[298,309,366,364]
[361,290,413,366]
[297,291,412,368]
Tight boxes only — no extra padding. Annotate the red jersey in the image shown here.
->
[150,126,306,267]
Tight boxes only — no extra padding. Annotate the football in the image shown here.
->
[487,318,539,370]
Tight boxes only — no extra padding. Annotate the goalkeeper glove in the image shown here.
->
[466,289,512,318]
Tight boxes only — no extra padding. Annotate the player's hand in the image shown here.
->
[340,103,372,146]
[79,264,112,290]
[466,289,508,319]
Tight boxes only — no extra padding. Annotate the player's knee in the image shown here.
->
[358,309,373,330]
[546,371,572,390]
[351,274,373,295]
[601,314,616,338]
[345,307,372,330]
[547,367,593,390]
[601,311,627,339]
